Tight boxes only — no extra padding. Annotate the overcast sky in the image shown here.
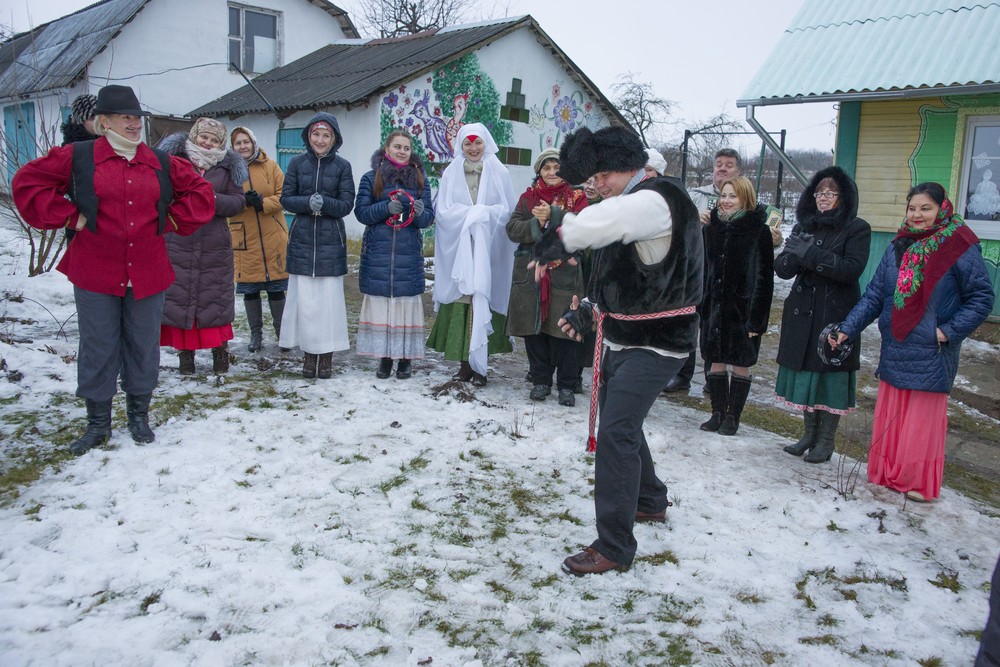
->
[1,0,837,152]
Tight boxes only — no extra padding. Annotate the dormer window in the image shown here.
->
[228,4,280,74]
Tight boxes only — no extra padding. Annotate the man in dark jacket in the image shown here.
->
[532,126,703,575]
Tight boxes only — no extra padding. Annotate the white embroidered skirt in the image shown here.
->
[279,274,349,354]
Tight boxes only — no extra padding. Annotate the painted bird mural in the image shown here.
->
[410,90,452,160]
[445,93,469,155]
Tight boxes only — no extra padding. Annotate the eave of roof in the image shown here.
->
[738,0,1000,107]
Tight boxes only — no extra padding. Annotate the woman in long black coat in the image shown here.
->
[699,176,774,435]
[775,166,871,463]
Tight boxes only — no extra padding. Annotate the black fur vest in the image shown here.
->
[589,177,704,353]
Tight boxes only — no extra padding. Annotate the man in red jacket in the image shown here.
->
[13,85,215,455]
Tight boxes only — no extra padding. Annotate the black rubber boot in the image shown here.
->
[302,353,318,378]
[317,352,334,379]
[125,393,155,444]
[804,411,841,463]
[245,298,264,352]
[396,359,412,379]
[784,409,819,456]
[178,350,195,375]
[452,361,473,382]
[69,399,112,456]
[700,372,729,431]
[212,342,230,374]
[268,297,285,344]
[376,357,393,379]
[718,374,752,436]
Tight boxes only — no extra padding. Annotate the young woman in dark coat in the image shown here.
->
[775,166,871,463]
[354,130,433,380]
[699,176,774,435]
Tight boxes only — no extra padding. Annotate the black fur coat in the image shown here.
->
[699,204,774,366]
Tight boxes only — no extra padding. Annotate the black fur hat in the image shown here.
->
[557,126,646,184]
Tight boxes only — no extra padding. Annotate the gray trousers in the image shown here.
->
[592,348,685,566]
[74,287,165,400]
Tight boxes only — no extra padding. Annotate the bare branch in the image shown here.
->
[611,73,675,149]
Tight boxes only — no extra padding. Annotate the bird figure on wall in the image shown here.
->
[411,90,452,159]
[445,93,469,154]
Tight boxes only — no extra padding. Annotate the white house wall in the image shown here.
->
[88,0,349,117]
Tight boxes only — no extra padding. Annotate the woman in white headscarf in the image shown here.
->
[427,123,517,386]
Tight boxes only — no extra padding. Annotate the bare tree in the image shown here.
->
[611,73,675,149]
[353,0,475,37]
[681,113,746,188]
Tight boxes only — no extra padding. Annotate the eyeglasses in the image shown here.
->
[814,191,839,199]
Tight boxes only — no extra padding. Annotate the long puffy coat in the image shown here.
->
[281,112,355,278]
[159,134,247,329]
[505,185,588,338]
[355,150,433,297]
[699,204,774,366]
[775,166,871,372]
[839,238,993,394]
[229,147,288,284]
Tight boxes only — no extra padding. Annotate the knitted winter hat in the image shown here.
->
[189,117,227,144]
[71,94,97,124]
[645,148,666,176]
[557,126,646,185]
[533,148,560,175]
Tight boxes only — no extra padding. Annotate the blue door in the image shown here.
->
[4,102,36,184]
[276,127,304,225]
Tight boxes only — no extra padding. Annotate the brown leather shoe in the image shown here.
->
[635,509,666,523]
[562,547,622,576]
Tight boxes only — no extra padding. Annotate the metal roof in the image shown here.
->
[739,0,1000,106]
[0,0,149,99]
[189,15,629,128]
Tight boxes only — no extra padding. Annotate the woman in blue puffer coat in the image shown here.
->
[354,130,434,380]
[832,182,993,502]
[279,112,355,379]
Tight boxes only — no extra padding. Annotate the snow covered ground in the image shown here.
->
[1,219,999,666]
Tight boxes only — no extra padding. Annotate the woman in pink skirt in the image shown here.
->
[831,182,993,501]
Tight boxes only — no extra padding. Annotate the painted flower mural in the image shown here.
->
[552,96,580,133]
[530,82,603,151]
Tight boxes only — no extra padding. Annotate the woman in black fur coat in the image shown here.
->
[699,176,774,435]
[775,166,870,463]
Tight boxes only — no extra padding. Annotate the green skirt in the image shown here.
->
[775,365,856,414]
[427,302,513,362]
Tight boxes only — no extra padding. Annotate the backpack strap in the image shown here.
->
[151,148,173,235]
[67,140,99,240]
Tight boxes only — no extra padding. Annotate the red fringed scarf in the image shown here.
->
[522,182,588,319]
[891,198,978,341]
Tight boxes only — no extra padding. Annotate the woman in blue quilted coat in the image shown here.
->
[354,130,433,380]
[832,182,993,502]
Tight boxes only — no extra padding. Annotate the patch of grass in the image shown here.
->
[917,658,944,667]
[827,520,845,532]
[410,496,428,511]
[138,590,162,615]
[378,473,407,494]
[817,613,840,627]
[364,646,390,658]
[531,574,559,589]
[735,589,766,604]
[567,622,608,646]
[636,549,679,567]
[552,509,583,525]
[485,580,514,603]
[799,634,840,646]
[654,594,699,626]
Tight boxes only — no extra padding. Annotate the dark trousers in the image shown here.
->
[523,334,580,390]
[74,287,165,400]
[977,553,1000,666]
[592,348,685,565]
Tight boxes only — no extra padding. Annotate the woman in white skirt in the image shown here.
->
[354,130,434,379]
[279,112,355,378]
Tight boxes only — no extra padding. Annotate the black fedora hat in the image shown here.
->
[93,85,149,116]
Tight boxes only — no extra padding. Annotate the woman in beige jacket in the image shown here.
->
[229,126,289,352]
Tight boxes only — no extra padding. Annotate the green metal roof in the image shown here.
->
[739,0,1000,106]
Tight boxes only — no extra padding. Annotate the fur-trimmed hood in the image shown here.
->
[795,165,859,231]
[156,132,248,186]
[369,148,426,190]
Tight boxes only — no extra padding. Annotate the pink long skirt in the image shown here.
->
[868,380,948,499]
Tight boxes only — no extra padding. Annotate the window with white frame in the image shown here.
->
[228,4,280,74]
[958,114,1000,240]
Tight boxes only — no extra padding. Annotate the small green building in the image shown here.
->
[739,0,1000,319]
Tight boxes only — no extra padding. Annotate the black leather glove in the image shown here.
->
[784,233,814,259]
[562,299,595,337]
[532,206,572,264]
[387,199,404,215]
[244,190,262,210]
[413,199,425,216]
